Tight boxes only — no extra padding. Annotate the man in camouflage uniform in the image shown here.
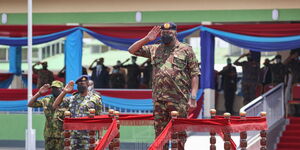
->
[129,23,200,150]
[234,53,260,105]
[269,55,288,84]
[28,80,65,150]
[53,75,102,150]
[32,61,54,88]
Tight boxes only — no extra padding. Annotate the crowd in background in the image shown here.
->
[32,56,152,89]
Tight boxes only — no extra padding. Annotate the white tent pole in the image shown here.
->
[26,0,36,149]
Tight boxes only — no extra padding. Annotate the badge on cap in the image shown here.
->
[164,23,171,29]
[82,77,87,81]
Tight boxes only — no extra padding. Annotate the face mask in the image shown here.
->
[52,89,62,97]
[227,60,231,65]
[77,85,87,93]
[161,34,173,44]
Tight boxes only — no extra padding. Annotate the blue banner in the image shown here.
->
[9,46,22,75]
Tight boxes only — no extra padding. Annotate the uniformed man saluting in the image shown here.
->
[128,22,200,150]
[53,75,102,150]
[28,80,65,150]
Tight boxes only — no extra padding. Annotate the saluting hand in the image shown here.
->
[38,84,50,94]
[64,81,74,93]
[145,26,161,42]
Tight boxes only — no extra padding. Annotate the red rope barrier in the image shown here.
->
[149,117,267,150]
[95,119,119,150]
[63,114,267,150]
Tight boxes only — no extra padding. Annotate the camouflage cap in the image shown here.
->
[75,75,89,84]
[160,22,177,30]
[51,80,64,88]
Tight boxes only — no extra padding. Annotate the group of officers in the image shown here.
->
[28,76,102,150]
[219,49,300,115]
[28,22,200,150]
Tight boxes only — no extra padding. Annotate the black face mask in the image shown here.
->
[77,85,87,93]
[161,34,173,44]
[52,89,62,97]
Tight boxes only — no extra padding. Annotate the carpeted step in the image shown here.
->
[279,136,300,143]
[285,124,300,130]
[277,143,300,149]
[282,130,300,137]
[288,117,300,124]
[275,117,300,150]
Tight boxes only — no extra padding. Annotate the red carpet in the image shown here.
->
[277,117,300,150]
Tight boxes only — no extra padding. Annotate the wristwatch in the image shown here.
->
[190,95,197,100]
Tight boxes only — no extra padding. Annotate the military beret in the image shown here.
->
[75,75,89,84]
[51,80,64,88]
[160,22,177,30]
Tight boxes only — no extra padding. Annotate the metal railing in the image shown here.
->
[239,83,285,148]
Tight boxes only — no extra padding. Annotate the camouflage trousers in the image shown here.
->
[45,137,64,150]
[154,100,188,150]
[71,130,89,150]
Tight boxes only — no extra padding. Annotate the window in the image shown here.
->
[61,43,65,53]
[261,51,277,56]
[101,45,109,53]
[46,46,50,57]
[229,45,243,56]
[32,48,39,61]
[21,48,28,61]
[91,45,100,53]
[0,48,7,61]
[42,48,46,59]
[56,43,60,54]
[52,44,56,55]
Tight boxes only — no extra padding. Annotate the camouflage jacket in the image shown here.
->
[61,92,102,118]
[134,42,200,103]
[31,96,66,138]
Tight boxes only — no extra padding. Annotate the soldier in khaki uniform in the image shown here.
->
[53,75,102,150]
[28,80,65,150]
[129,22,200,150]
